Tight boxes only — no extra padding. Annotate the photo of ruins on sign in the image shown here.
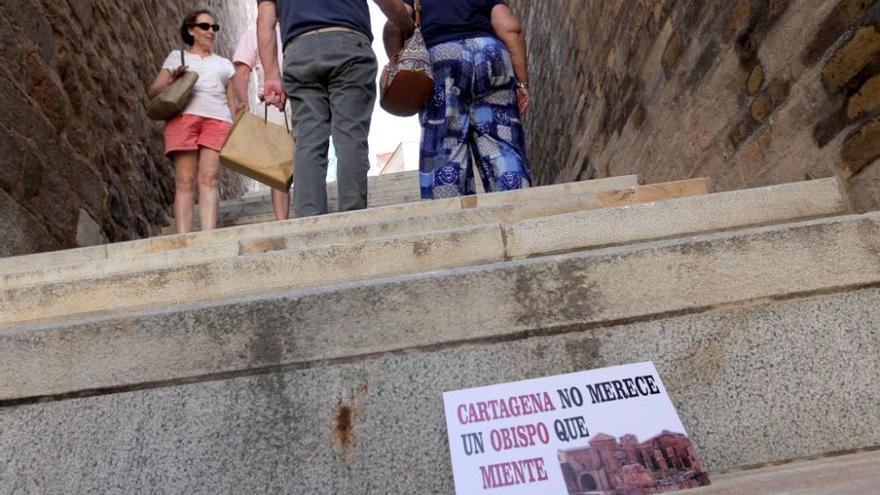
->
[443,361,710,494]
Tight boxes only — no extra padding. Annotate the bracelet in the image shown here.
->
[516,81,528,89]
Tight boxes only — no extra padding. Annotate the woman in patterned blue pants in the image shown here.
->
[420,36,531,198]
[390,0,532,200]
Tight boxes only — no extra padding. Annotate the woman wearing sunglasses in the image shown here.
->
[147,9,236,234]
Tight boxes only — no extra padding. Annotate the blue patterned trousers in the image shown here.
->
[419,37,531,200]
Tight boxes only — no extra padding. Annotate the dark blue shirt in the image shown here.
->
[258,0,373,45]
[405,0,504,48]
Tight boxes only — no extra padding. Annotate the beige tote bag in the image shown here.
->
[147,50,199,121]
[220,106,295,191]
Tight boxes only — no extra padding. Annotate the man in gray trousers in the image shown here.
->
[257,0,414,217]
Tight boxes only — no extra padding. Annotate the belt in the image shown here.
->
[294,26,369,42]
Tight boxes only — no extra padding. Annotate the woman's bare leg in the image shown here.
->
[271,188,291,220]
[197,147,221,231]
[173,151,199,234]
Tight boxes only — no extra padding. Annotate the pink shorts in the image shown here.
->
[164,114,231,157]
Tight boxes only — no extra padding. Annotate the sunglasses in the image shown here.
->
[190,22,220,32]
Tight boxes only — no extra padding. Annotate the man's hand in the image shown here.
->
[258,2,285,110]
[264,78,287,111]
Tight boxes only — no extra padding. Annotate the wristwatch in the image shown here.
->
[516,81,528,89]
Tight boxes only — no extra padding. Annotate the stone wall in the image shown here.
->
[0,0,254,257]
[509,0,880,211]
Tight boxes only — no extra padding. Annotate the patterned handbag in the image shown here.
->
[379,0,434,117]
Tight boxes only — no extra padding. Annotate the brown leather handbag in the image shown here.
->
[379,0,434,117]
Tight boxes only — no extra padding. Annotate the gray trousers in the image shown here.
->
[282,32,377,217]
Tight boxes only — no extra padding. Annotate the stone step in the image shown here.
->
[190,168,590,231]
[0,223,507,325]
[184,169,443,232]
[690,451,880,495]
[2,210,489,288]
[504,177,844,258]
[229,177,713,227]
[0,175,638,277]
[1,177,693,288]
[204,175,645,239]
[0,179,844,325]
[1,212,878,490]
[221,170,421,219]
[235,180,710,254]
[4,210,875,402]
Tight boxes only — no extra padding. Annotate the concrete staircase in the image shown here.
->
[1,174,879,493]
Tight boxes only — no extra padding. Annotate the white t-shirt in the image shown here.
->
[162,50,235,123]
[232,25,283,98]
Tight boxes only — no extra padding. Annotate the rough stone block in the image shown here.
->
[688,40,721,88]
[768,0,790,19]
[841,116,880,176]
[4,1,54,62]
[68,0,94,30]
[847,73,880,119]
[723,0,752,43]
[804,0,877,65]
[730,120,752,148]
[821,26,880,93]
[750,93,772,123]
[742,128,773,167]
[26,58,70,129]
[767,77,790,106]
[75,209,107,247]
[746,63,765,95]
[0,125,25,193]
[0,189,58,257]
[662,31,685,75]
[847,159,880,212]
[749,78,790,124]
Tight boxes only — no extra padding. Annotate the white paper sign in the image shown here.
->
[443,361,710,495]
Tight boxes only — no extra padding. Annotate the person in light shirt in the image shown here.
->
[147,9,236,233]
[231,23,293,220]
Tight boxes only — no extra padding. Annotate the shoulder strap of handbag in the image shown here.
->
[415,0,422,28]
[180,49,185,67]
